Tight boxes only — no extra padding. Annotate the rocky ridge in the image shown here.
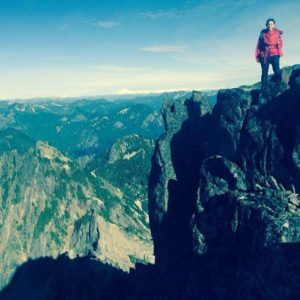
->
[147,65,300,299]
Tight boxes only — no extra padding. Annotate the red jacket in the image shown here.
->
[255,28,283,62]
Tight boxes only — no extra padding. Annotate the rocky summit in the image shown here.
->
[146,65,300,299]
[1,65,300,299]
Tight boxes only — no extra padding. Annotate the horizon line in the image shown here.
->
[0,88,214,102]
[3,62,300,102]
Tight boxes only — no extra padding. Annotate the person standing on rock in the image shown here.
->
[255,18,283,91]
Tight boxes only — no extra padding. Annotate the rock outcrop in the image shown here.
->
[147,65,300,299]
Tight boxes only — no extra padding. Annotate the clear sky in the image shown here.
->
[0,0,299,99]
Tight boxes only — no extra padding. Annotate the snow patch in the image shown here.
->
[118,108,129,115]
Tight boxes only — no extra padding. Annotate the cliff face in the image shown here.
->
[148,66,300,299]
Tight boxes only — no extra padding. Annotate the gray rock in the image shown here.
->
[71,212,100,256]
[147,67,300,299]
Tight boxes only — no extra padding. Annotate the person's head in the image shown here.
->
[266,18,276,31]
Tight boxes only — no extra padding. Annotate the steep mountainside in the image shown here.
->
[87,134,155,225]
[0,129,154,289]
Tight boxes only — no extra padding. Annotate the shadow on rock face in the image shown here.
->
[147,68,300,299]
[0,255,129,300]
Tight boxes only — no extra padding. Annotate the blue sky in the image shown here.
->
[0,0,299,99]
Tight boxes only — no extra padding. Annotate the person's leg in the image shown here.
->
[270,55,281,82]
[260,57,270,89]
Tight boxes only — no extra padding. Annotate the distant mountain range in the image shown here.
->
[0,91,217,158]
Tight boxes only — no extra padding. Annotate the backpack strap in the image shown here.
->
[258,30,266,51]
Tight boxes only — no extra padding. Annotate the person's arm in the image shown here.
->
[255,31,264,63]
[277,30,283,57]
[255,40,260,62]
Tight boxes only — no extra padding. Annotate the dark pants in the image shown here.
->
[260,55,281,88]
